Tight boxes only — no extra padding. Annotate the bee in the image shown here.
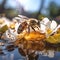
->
[16,15,40,34]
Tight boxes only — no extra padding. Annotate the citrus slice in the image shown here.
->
[46,36,58,44]
[53,34,60,43]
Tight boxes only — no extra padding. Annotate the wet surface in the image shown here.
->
[0,39,60,60]
[0,48,60,60]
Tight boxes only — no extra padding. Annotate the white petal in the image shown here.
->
[52,24,60,33]
[50,20,57,30]
[40,23,46,33]
[42,17,50,25]
[2,29,17,43]
[46,21,51,28]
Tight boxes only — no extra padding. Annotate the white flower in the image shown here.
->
[42,17,50,25]
[2,29,17,43]
[51,24,60,34]
[50,20,57,30]
[40,17,51,33]
[40,24,46,33]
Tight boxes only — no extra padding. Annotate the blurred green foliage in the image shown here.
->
[48,2,60,18]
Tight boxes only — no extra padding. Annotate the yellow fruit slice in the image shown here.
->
[46,28,52,35]
[53,34,60,43]
[46,36,58,44]
[0,25,8,33]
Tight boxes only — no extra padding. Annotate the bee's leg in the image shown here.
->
[28,27,30,33]
[34,25,40,31]
[31,26,36,32]
[35,25,40,30]
[27,25,30,33]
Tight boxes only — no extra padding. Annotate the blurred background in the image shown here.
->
[0,0,60,22]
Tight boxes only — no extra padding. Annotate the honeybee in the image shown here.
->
[17,15,40,34]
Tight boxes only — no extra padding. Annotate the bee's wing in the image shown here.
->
[13,15,28,23]
[13,17,21,23]
[18,15,29,20]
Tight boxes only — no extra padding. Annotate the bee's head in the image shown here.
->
[28,18,40,27]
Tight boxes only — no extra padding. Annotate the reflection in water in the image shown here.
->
[2,55,7,60]
[0,48,60,60]
[10,54,14,60]
[0,37,60,60]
